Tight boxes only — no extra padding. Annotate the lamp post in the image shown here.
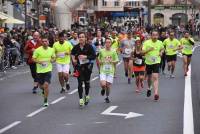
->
[148,0,151,24]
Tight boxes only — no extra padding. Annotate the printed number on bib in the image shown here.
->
[79,58,89,65]
[40,62,48,68]
[124,48,132,55]
[57,52,65,58]
[103,64,112,71]
[169,44,174,49]
[135,59,142,65]
[150,56,157,63]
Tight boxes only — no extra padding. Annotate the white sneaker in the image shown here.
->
[170,74,175,78]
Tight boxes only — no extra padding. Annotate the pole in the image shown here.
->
[0,0,3,12]
[24,0,27,29]
[148,0,151,24]
[185,0,188,24]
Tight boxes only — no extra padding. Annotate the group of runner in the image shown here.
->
[24,28,195,107]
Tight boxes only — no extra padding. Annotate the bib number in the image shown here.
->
[57,52,65,58]
[103,64,112,71]
[124,48,132,55]
[135,59,142,65]
[79,58,89,65]
[40,62,48,68]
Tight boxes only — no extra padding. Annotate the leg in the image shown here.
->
[183,55,188,76]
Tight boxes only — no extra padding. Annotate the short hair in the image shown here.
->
[58,32,65,38]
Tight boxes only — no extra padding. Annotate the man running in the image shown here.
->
[163,31,181,78]
[121,31,135,84]
[24,31,41,94]
[53,32,73,93]
[142,31,164,101]
[180,31,195,76]
[32,35,55,107]
[99,38,119,103]
[71,32,96,107]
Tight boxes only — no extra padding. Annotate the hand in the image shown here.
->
[31,48,35,52]
[73,59,78,65]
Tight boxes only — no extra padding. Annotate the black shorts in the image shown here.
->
[38,72,52,85]
[134,71,145,76]
[166,54,177,62]
[183,53,192,58]
[146,64,160,75]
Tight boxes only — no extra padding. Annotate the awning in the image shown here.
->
[0,12,9,20]
[3,17,25,24]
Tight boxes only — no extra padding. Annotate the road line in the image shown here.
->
[51,96,66,104]
[183,65,194,134]
[68,89,78,95]
[26,107,47,118]
[94,122,106,124]
[0,121,21,134]
[91,76,99,81]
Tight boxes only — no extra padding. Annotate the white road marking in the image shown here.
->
[101,106,143,119]
[183,65,194,134]
[50,96,66,104]
[0,121,21,134]
[68,89,78,95]
[91,76,99,81]
[64,123,74,126]
[26,107,47,118]
[94,122,106,124]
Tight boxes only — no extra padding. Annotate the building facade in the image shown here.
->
[151,0,198,26]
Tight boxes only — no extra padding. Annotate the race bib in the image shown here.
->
[79,58,89,65]
[40,62,48,68]
[103,64,112,71]
[149,56,157,63]
[135,59,142,65]
[184,45,192,50]
[96,46,101,54]
[169,44,174,49]
[124,48,132,55]
[57,52,65,58]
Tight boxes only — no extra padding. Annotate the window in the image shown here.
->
[102,0,107,6]
[155,0,163,5]
[114,1,120,6]
[93,0,98,6]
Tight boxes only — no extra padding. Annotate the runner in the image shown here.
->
[53,32,73,93]
[98,38,119,103]
[163,31,181,78]
[142,31,164,101]
[32,35,55,107]
[131,39,145,93]
[92,30,105,72]
[159,31,167,74]
[121,31,135,84]
[71,32,96,107]
[180,31,195,76]
[24,31,41,94]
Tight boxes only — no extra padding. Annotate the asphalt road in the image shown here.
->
[0,46,199,134]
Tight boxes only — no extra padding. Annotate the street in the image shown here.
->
[0,46,200,134]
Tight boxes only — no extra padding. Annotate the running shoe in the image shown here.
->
[170,74,175,78]
[84,96,90,105]
[32,87,37,94]
[105,97,110,103]
[147,89,151,97]
[154,94,159,101]
[66,83,70,91]
[125,71,128,77]
[60,88,66,94]
[79,99,85,107]
[128,78,131,84]
[43,102,49,107]
[101,89,105,96]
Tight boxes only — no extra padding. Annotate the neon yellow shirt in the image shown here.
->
[111,37,119,52]
[53,41,73,64]
[98,49,119,75]
[33,46,55,73]
[180,37,194,55]
[163,38,180,55]
[143,39,164,65]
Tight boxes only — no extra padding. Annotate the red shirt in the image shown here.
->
[24,40,41,64]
